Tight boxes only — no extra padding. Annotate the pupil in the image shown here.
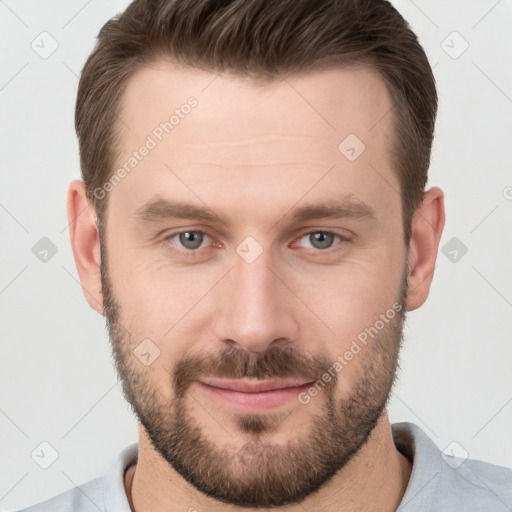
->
[312,232,333,249]
[181,232,202,249]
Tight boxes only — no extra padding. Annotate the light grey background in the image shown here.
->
[1,0,511,510]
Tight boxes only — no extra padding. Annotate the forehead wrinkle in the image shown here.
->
[175,133,327,148]
[166,161,332,171]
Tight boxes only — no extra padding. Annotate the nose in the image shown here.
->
[212,250,300,354]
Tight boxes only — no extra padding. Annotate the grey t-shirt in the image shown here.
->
[14,422,512,511]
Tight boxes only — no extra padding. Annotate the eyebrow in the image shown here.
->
[133,196,376,226]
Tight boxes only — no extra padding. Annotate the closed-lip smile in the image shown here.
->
[199,378,313,393]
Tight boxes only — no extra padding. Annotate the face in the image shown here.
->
[99,62,409,507]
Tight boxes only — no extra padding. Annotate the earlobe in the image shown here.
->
[66,180,104,315]
[405,187,446,311]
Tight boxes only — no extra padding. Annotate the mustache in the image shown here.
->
[172,345,337,398]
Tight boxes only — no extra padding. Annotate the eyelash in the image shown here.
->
[162,229,349,254]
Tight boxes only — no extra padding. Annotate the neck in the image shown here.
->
[124,412,411,512]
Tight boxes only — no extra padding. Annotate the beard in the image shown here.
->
[100,236,408,508]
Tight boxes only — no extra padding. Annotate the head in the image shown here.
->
[68,0,445,508]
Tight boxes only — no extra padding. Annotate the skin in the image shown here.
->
[67,61,445,511]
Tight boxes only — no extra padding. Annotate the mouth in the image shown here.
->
[196,378,314,412]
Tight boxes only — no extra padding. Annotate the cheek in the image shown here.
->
[301,255,403,328]
[108,253,222,373]
[108,244,205,321]
[294,250,404,373]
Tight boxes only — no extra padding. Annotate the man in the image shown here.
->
[17,0,512,511]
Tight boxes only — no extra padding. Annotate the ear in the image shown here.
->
[405,186,445,311]
[66,180,104,315]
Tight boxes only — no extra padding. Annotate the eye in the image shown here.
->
[297,231,346,250]
[166,230,212,250]
[163,229,347,254]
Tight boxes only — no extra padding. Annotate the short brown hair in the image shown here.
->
[75,0,437,244]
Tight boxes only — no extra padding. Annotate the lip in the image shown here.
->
[196,379,314,412]
[200,378,312,393]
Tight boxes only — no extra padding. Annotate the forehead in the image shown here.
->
[111,59,399,226]
[119,59,393,144]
